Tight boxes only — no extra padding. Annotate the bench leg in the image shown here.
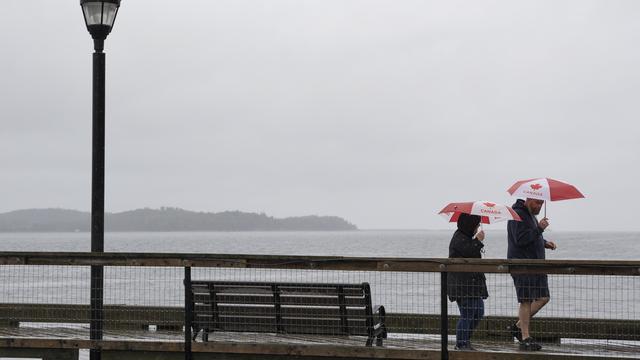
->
[376,324,387,346]
[191,325,200,341]
[365,336,374,347]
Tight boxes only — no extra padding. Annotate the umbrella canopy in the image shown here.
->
[507,178,584,202]
[438,201,522,224]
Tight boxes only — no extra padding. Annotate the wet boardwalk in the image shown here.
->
[1,326,638,359]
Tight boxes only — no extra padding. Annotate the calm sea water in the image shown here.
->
[0,230,638,259]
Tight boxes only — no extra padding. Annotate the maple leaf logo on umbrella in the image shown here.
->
[530,184,543,190]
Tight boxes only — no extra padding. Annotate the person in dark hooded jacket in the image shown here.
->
[447,213,488,350]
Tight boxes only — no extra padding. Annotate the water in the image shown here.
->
[0,230,638,259]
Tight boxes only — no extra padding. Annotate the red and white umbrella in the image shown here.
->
[507,177,585,217]
[438,201,522,224]
[507,178,585,202]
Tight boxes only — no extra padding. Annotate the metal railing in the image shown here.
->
[0,252,639,360]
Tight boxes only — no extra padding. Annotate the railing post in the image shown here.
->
[273,284,283,333]
[440,271,448,360]
[184,266,192,360]
[337,285,349,335]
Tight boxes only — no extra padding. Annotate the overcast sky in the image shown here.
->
[1,1,639,231]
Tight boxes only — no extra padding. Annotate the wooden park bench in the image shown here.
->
[186,281,387,346]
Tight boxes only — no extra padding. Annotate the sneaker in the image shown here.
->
[519,337,542,351]
[508,323,523,342]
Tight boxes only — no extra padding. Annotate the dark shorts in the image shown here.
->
[512,274,550,303]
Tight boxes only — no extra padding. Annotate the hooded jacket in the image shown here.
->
[507,199,548,260]
[447,214,489,301]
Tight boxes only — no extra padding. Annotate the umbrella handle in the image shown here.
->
[474,225,483,240]
[542,203,551,233]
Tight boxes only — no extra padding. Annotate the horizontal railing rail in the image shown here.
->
[2,251,639,360]
[1,252,639,275]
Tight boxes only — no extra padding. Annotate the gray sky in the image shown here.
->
[1,1,639,231]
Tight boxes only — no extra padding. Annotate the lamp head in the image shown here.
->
[80,0,121,41]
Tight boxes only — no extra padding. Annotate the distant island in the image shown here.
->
[0,208,358,232]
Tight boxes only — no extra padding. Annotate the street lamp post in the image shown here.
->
[80,1,121,359]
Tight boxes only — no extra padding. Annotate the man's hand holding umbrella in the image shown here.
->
[537,218,557,250]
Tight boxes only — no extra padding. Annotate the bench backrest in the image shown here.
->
[190,281,374,336]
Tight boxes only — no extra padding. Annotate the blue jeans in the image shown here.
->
[455,298,485,347]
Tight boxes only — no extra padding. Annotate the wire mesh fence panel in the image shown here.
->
[446,272,640,356]
[0,265,90,335]
[0,265,186,338]
[102,266,184,332]
[1,256,640,358]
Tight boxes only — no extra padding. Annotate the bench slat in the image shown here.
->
[217,305,275,317]
[281,306,368,318]
[215,295,275,305]
[213,286,273,295]
[278,286,364,297]
[280,296,366,307]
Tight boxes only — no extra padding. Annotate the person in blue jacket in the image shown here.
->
[507,198,557,351]
[447,213,488,350]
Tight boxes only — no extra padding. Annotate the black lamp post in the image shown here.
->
[80,1,120,359]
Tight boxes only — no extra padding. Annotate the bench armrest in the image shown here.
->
[373,305,386,319]
[372,305,387,345]
[373,305,386,328]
